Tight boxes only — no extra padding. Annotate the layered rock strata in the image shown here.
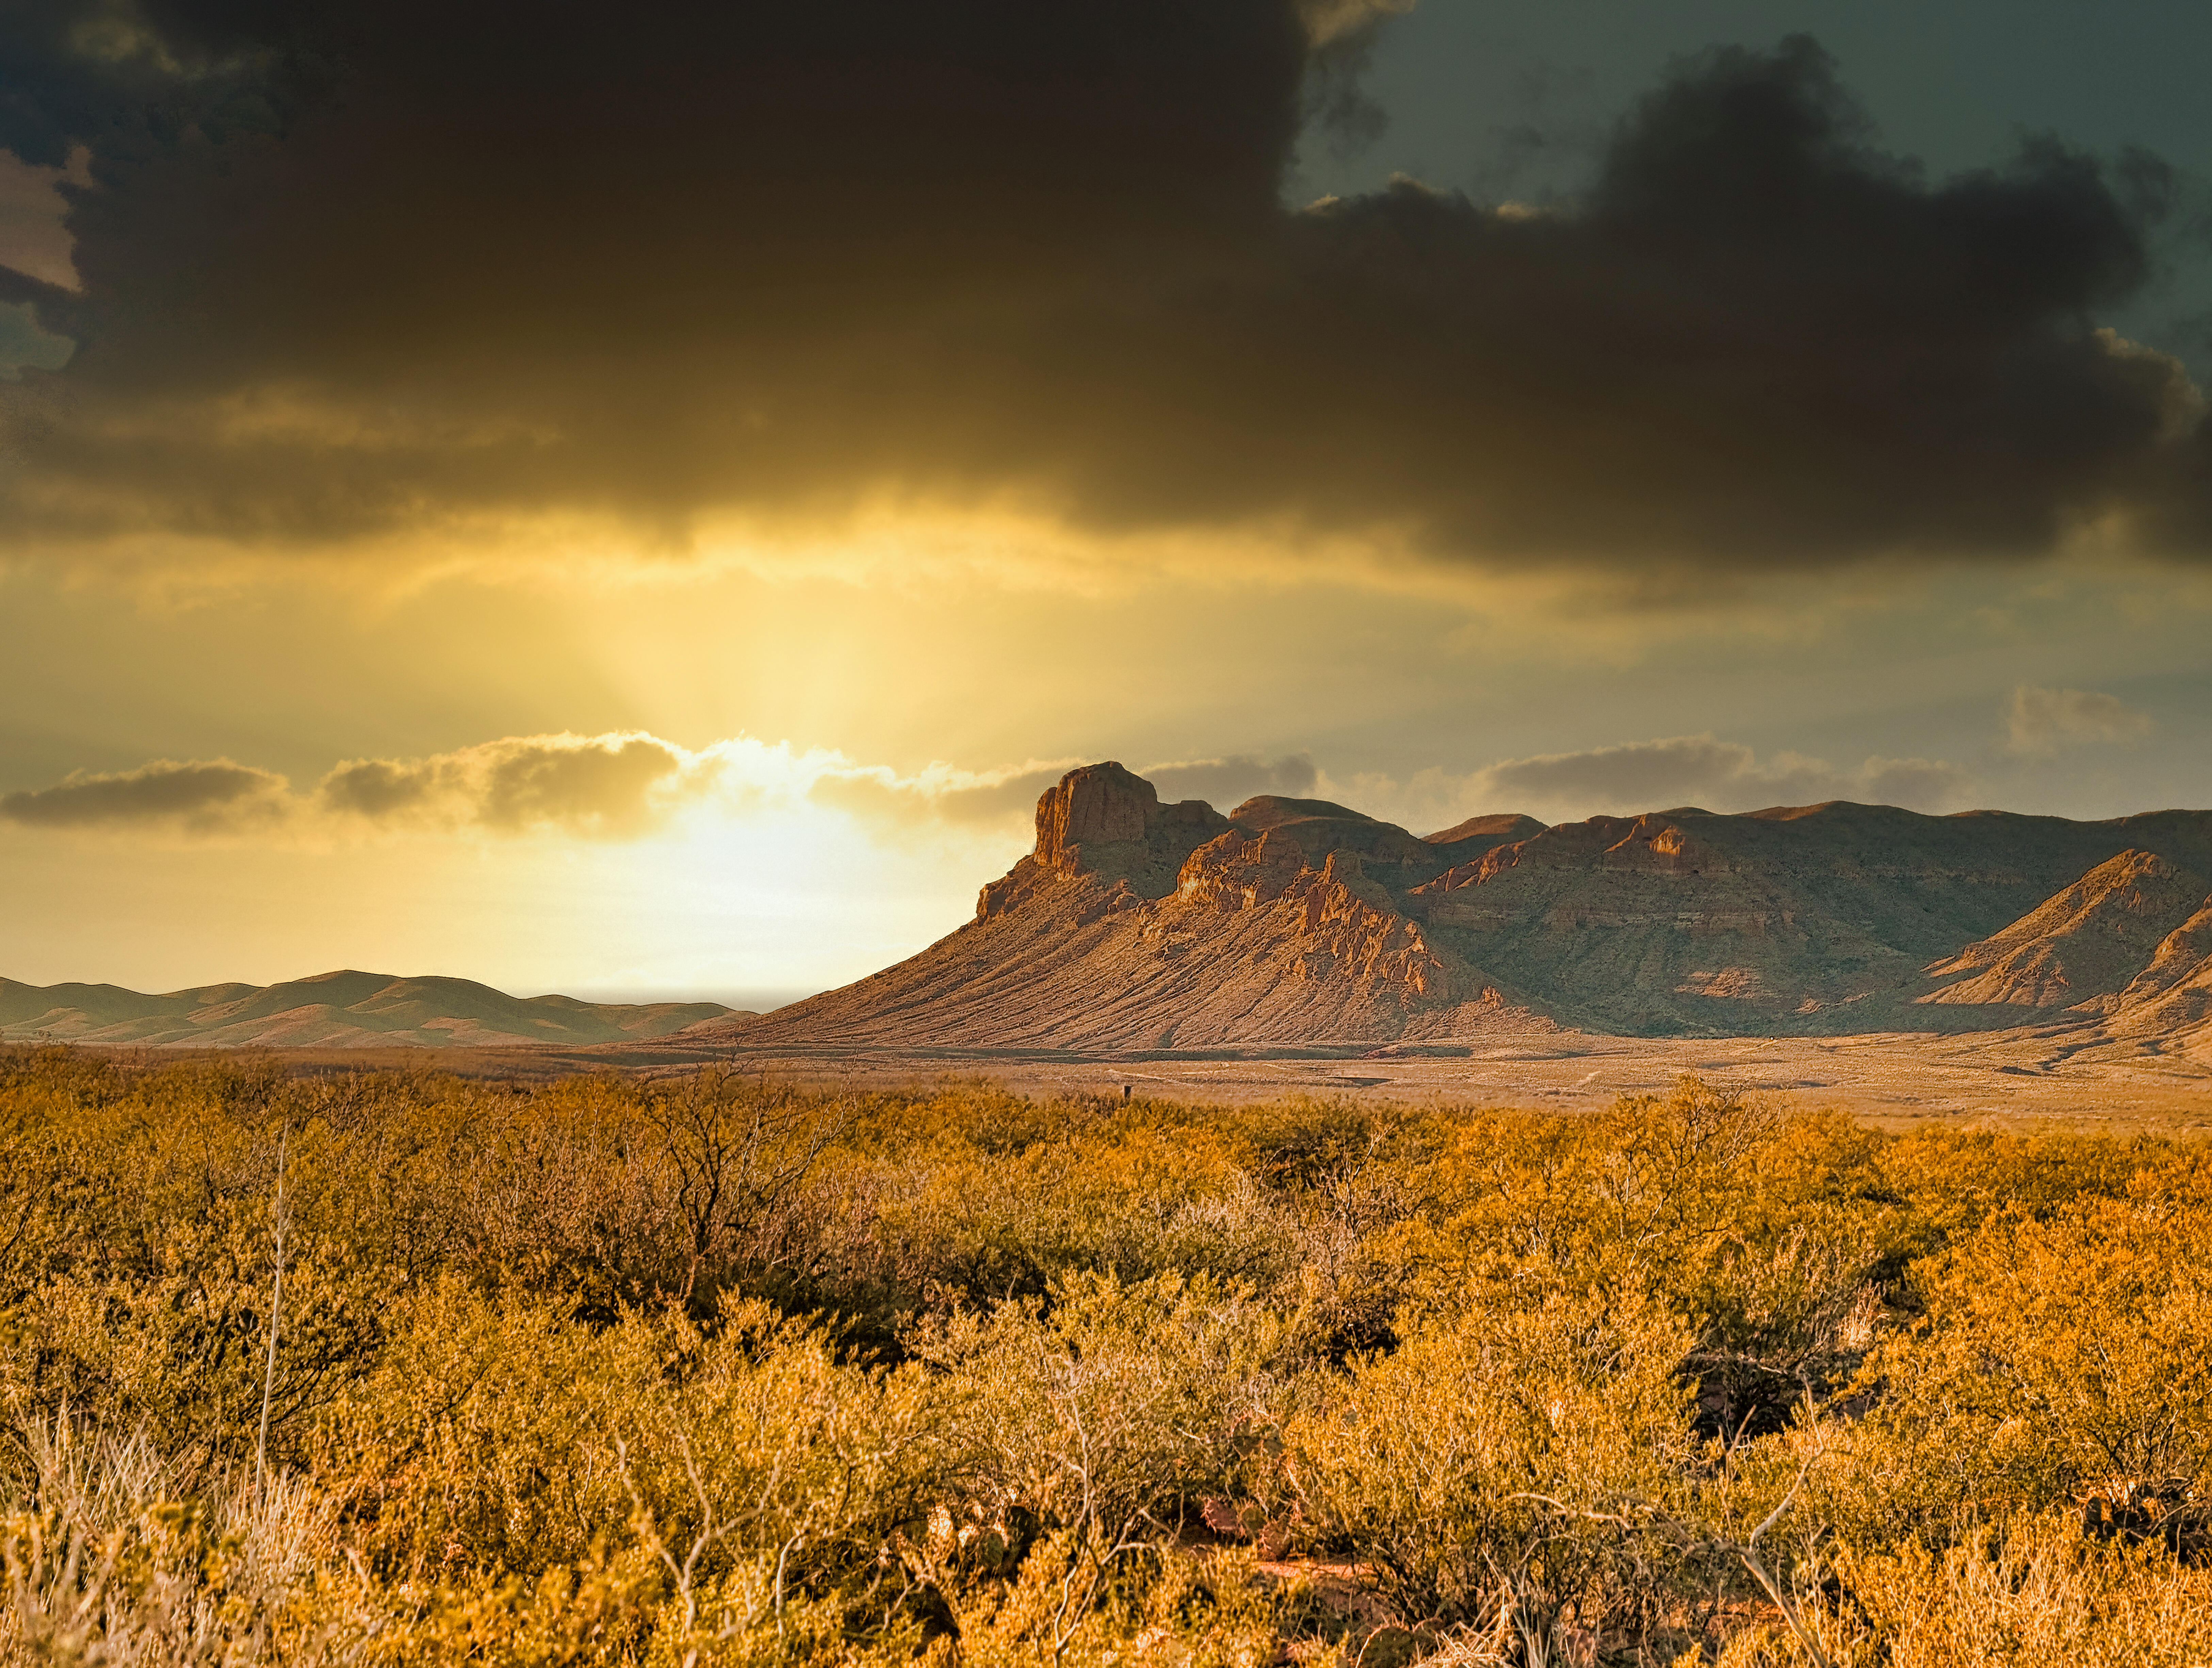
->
[717,764,2212,1052]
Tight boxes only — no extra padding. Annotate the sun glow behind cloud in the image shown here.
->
[0,718,1999,1000]
[0,755,1034,1003]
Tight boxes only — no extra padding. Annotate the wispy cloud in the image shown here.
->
[1341,734,1972,830]
[810,751,1325,831]
[807,761,1078,828]
[1143,752,1319,808]
[2003,685,2154,756]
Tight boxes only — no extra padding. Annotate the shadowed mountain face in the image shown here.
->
[718,763,2212,1053]
[0,971,736,1048]
[2105,902,2212,1041]
[1919,851,2211,1010]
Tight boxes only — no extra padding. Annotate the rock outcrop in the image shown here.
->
[725,767,1518,1051]
[719,764,2212,1052]
[977,762,1229,919]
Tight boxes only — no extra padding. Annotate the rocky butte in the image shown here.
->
[711,763,2212,1060]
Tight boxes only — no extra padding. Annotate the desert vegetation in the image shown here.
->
[1,1045,2208,1665]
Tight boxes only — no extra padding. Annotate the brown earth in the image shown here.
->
[215,1020,2212,1139]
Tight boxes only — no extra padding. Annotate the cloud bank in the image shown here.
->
[0,11,2205,574]
[0,734,713,839]
[1471,735,1970,815]
[1358,735,1973,831]
[0,735,1098,843]
[0,730,1978,848]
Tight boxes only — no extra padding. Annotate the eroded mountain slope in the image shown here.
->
[732,765,1528,1049]
[1918,851,2211,1009]
[2103,901,2212,1042]
[720,762,2212,1049]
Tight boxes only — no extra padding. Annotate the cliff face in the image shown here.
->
[976,761,1229,920]
[723,763,2212,1052]
[726,765,1525,1050]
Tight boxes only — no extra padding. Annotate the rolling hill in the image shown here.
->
[0,969,738,1048]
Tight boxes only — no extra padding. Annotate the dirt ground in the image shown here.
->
[245,1018,2212,1135]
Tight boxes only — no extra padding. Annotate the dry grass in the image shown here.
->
[1714,1515,2212,1668]
[2,1418,344,1667]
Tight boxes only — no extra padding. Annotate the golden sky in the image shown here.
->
[2,2,2209,1002]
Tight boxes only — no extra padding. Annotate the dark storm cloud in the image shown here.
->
[0,8,2206,567]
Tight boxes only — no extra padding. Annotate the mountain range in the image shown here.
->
[16,763,2212,1063]
[694,762,2212,1058]
[0,969,735,1049]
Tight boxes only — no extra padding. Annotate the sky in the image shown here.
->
[1,0,2209,1006]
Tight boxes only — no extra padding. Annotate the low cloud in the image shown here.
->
[322,734,691,836]
[0,759,290,832]
[808,762,1077,830]
[1,732,1980,850]
[0,732,1070,846]
[1355,735,1974,828]
[0,733,709,841]
[1479,735,1970,812]
[1143,753,1319,808]
[813,751,1325,830]
[2004,685,2154,756]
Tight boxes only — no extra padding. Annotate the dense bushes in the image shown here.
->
[1,1043,2208,1663]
